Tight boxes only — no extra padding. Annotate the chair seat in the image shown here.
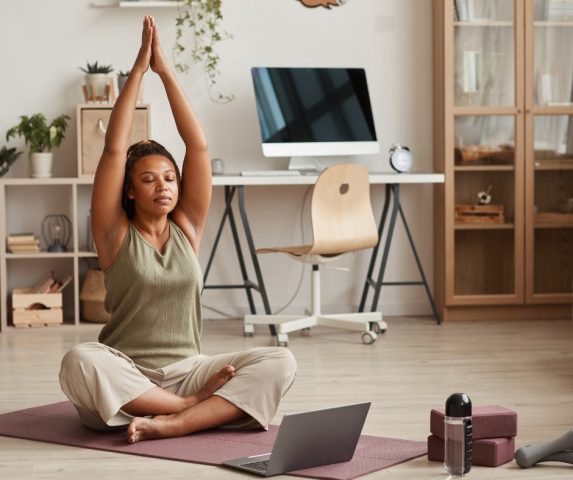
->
[257,245,344,264]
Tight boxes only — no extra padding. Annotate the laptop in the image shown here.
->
[222,402,370,477]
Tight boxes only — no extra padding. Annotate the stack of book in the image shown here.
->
[7,233,41,254]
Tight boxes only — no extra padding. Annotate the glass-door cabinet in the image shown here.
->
[448,0,524,305]
[434,0,573,320]
[525,0,573,302]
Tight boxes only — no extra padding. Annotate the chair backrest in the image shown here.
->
[308,164,379,255]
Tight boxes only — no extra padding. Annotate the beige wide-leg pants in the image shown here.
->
[59,342,297,431]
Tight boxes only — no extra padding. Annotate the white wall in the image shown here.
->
[0,0,435,318]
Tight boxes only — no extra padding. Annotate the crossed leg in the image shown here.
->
[125,364,246,444]
[127,394,245,443]
[123,365,237,417]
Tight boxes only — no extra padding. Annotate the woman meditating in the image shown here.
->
[59,16,297,444]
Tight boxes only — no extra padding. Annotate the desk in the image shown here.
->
[204,172,445,330]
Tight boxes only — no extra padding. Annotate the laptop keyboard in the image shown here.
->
[242,459,270,472]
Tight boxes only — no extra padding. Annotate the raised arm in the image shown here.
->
[91,16,153,270]
[150,24,211,253]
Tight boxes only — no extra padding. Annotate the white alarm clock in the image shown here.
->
[389,144,413,173]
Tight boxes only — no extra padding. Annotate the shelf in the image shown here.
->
[455,165,514,172]
[78,251,99,258]
[454,223,514,230]
[92,1,180,7]
[454,21,514,27]
[534,159,573,170]
[534,222,573,229]
[6,252,75,259]
[2,177,79,186]
[534,213,573,228]
[534,21,573,27]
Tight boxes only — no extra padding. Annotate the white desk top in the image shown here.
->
[211,171,445,186]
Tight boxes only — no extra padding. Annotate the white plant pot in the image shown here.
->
[84,73,110,100]
[30,152,53,178]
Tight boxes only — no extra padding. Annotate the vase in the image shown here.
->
[84,73,110,101]
[30,152,53,178]
[117,75,129,94]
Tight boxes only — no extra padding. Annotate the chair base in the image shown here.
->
[244,312,387,347]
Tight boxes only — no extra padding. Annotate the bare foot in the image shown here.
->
[196,365,236,402]
[128,415,174,444]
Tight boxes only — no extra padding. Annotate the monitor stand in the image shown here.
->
[288,156,319,172]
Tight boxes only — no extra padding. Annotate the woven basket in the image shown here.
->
[80,269,111,323]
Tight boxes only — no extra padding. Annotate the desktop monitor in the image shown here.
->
[251,67,379,170]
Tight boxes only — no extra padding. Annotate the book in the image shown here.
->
[7,235,39,246]
[8,245,41,253]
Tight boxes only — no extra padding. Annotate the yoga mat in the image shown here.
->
[0,402,427,480]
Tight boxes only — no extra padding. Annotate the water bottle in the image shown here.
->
[444,393,472,476]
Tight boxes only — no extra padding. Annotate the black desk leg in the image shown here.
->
[397,201,441,324]
[360,184,441,325]
[237,187,277,335]
[203,186,276,335]
[370,184,400,313]
[359,184,391,312]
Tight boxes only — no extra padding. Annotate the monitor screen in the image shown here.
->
[251,67,379,162]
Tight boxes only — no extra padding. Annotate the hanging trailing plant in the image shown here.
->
[174,0,234,104]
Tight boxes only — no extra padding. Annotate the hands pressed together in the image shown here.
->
[134,15,170,77]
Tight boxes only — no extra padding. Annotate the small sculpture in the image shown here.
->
[477,185,493,205]
[298,0,346,8]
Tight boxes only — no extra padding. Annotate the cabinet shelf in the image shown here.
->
[455,165,515,172]
[534,159,573,170]
[454,223,515,230]
[534,21,573,27]
[454,21,514,27]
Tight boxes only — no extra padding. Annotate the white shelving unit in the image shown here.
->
[0,177,97,331]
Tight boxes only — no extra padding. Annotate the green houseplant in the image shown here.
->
[80,61,114,101]
[6,113,70,178]
[0,146,22,177]
[174,0,234,103]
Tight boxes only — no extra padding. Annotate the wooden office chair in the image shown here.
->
[244,163,388,346]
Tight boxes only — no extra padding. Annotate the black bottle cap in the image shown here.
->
[445,393,472,417]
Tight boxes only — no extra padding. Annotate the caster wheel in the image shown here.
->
[361,331,377,345]
[277,341,288,347]
[371,322,387,335]
[301,327,311,336]
[243,325,254,337]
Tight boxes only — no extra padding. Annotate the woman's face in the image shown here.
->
[128,154,179,217]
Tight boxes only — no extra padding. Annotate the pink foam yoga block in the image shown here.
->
[430,405,517,440]
[427,434,515,467]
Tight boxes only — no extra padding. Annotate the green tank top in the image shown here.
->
[98,220,203,369]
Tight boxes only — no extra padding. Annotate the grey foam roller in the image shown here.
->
[515,431,573,468]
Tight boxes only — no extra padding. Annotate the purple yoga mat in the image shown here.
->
[0,402,426,480]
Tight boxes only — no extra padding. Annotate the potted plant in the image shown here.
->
[0,146,22,177]
[79,61,114,101]
[174,0,234,103]
[117,69,131,94]
[6,113,70,178]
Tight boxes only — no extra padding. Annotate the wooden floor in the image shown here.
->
[1,316,572,479]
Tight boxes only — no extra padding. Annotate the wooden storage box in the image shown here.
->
[12,288,63,327]
[455,204,505,224]
[77,104,150,177]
